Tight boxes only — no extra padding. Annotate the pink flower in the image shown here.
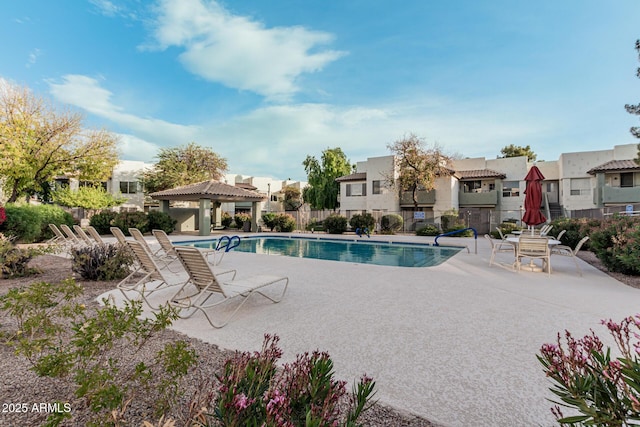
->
[233,393,251,410]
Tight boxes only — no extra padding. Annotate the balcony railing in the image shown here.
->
[601,186,640,204]
[459,190,498,206]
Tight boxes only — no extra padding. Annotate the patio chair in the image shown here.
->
[130,228,180,272]
[171,246,288,328]
[86,225,106,244]
[60,224,86,247]
[540,224,553,237]
[484,234,514,267]
[515,236,551,276]
[151,229,179,260]
[74,225,95,246]
[118,240,187,310]
[110,227,128,245]
[47,223,68,245]
[551,236,590,276]
[496,227,514,240]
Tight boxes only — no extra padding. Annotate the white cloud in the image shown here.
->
[43,75,557,181]
[89,0,121,17]
[47,74,199,143]
[148,0,346,99]
[26,48,40,68]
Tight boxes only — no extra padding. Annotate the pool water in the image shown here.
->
[179,236,462,268]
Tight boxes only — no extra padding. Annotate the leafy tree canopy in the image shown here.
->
[302,147,353,210]
[52,185,127,212]
[0,82,120,203]
[387,134,452,207]
[282,185,302,211]
[142,142,228,194]
[499,144,537,162]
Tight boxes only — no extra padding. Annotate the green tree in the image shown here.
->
[51,185,127,215]
[0,82,120,203]
[282,185,302,211]
[302,148,353,210]
[142,142,228,193]
[624,39,640,163]
[387,134,452,207]
[499,144,537,161]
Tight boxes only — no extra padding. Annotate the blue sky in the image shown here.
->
[2,0,640,181]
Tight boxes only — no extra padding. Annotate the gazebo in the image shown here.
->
[149,180,267,236]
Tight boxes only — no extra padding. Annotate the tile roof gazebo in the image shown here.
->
[149,180,267,236]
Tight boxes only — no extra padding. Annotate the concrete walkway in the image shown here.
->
[103,232,640,426]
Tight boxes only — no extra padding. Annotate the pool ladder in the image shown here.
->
[434,228,477,254]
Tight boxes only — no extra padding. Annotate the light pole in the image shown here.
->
[267,183,271,213]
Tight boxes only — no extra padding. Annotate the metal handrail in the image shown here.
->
[434,228,477,254]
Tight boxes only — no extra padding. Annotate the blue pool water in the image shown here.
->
[178,235,462,268]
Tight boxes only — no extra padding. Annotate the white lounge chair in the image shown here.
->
[117,240,186,310]
[86,225,106,244]
[60,224,87,247]
[110,227,128,245]
[551,236,590,276]
[171,246,288,328]
[74,225,95,246]
[130,227,179,272]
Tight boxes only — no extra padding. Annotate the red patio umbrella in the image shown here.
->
[522,165,546,230]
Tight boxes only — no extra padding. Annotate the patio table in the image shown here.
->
[505,237,561,272]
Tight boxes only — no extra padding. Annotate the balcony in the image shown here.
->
[459,190,498,206]
[400,189,436,207]
[601,186,640,204]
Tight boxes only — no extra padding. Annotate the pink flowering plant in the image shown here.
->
[0,206,6,225]
[213,334,376,427]
[538,315,640,425]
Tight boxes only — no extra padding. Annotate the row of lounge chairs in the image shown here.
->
[112,227,289,328]
[47,223,289,327]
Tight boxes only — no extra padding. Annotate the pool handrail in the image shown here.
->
[434,227,477,254]
[216,235,241,252]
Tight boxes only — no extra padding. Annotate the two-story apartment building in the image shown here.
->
[336,143,640,233]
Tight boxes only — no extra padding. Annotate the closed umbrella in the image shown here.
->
[522,166,546,234]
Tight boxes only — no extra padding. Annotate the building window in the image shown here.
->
[570,178,591,196]
[502,181,520,197]
[119,181,141,194]
[462,181,482,193]
[372,180,381,194]
[346,183,366,197]
[489,183,495,191]
[621,173,634,188]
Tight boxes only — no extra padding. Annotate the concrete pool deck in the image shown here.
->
[103,232,640,426]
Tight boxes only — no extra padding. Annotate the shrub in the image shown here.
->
[416,224,440,236]
[221,211,233,228]
[380,214,403,234]
[274,213,296,232]
[35,204,74,242]
[147,210,176,234]
[71,243,134,281]
[324,214,348,234]
[0,234,47,278]
[590,215,640,275]
[213,334,376,427]
[443,223,474,237]
[0,280,194,425]
[234,213,252,229]
[262,212,278,231]
[305,218,324,232]
[349,213,375,231]
[112,211,149,235]
[1,204,42,243]
[89,210,118,234]
[549,217,599,248]
[538,314,640,425]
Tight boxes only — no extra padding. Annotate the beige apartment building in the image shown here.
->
[336,143,640,234]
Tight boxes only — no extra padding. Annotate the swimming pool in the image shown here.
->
[178,235,462,268]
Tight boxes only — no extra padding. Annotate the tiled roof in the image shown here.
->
[234,182,258,190]
[587,159,640,175]
[149,180,266,202]
[456,169,507,180]
[335,172,367,182]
